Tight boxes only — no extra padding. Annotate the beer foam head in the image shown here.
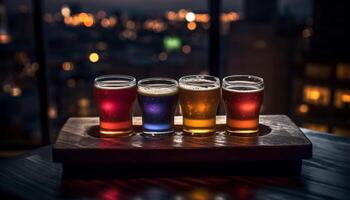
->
[138,84,178,96]
[137,78,178,96]
[179,76,220,91]
[223,81,263,93]
[94,75,136,90]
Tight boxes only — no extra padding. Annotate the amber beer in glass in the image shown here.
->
[222,75,264,135]
[179,75,220,135]
[94,75,137,136]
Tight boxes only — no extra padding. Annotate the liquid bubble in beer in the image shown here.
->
[138,78,178,135]
[179,75,220,135]
[94,75,137,136]
[222,75,264,135]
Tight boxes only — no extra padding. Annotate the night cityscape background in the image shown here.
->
[0,0,349,154]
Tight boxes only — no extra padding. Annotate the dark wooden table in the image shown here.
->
[1,129,350,200]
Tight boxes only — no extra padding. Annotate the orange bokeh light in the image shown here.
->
[187,22,197,31]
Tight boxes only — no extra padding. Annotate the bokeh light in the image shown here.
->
[89,52,100,63]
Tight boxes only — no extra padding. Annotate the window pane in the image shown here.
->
[44,1,208,136]
[336,63,350,80]
[220,0,350,135]
[303,86,330,106]
[0,0,42,147]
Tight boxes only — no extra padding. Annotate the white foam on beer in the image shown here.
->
[179,78,220,91]
[138,84,178,96]
[223,81,263,93]
[95,80,135,90]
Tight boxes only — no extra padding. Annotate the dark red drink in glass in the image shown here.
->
[222,75,264,135]
[94,75,137,136]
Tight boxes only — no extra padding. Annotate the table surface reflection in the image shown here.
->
[1,129,350,200]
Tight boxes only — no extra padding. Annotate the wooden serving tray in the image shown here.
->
[53,115,312,165]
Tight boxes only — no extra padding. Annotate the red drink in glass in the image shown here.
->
[222,75,264,135]
[94,75,137,136]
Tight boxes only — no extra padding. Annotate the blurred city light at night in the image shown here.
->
[89,52,100,63]
[185,12,196,22]
[187,22,197,31]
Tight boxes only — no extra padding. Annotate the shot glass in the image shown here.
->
[94,75,137,136]
[179,75,221,136]
[222,75,264,135]
[138,78,178,135]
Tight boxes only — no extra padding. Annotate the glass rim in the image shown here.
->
[94,75,136,89]
[137,77,178,88]
[223,75,264,87]
[179,74,220,87]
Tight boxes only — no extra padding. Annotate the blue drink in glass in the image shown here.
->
[138,78,178,135]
